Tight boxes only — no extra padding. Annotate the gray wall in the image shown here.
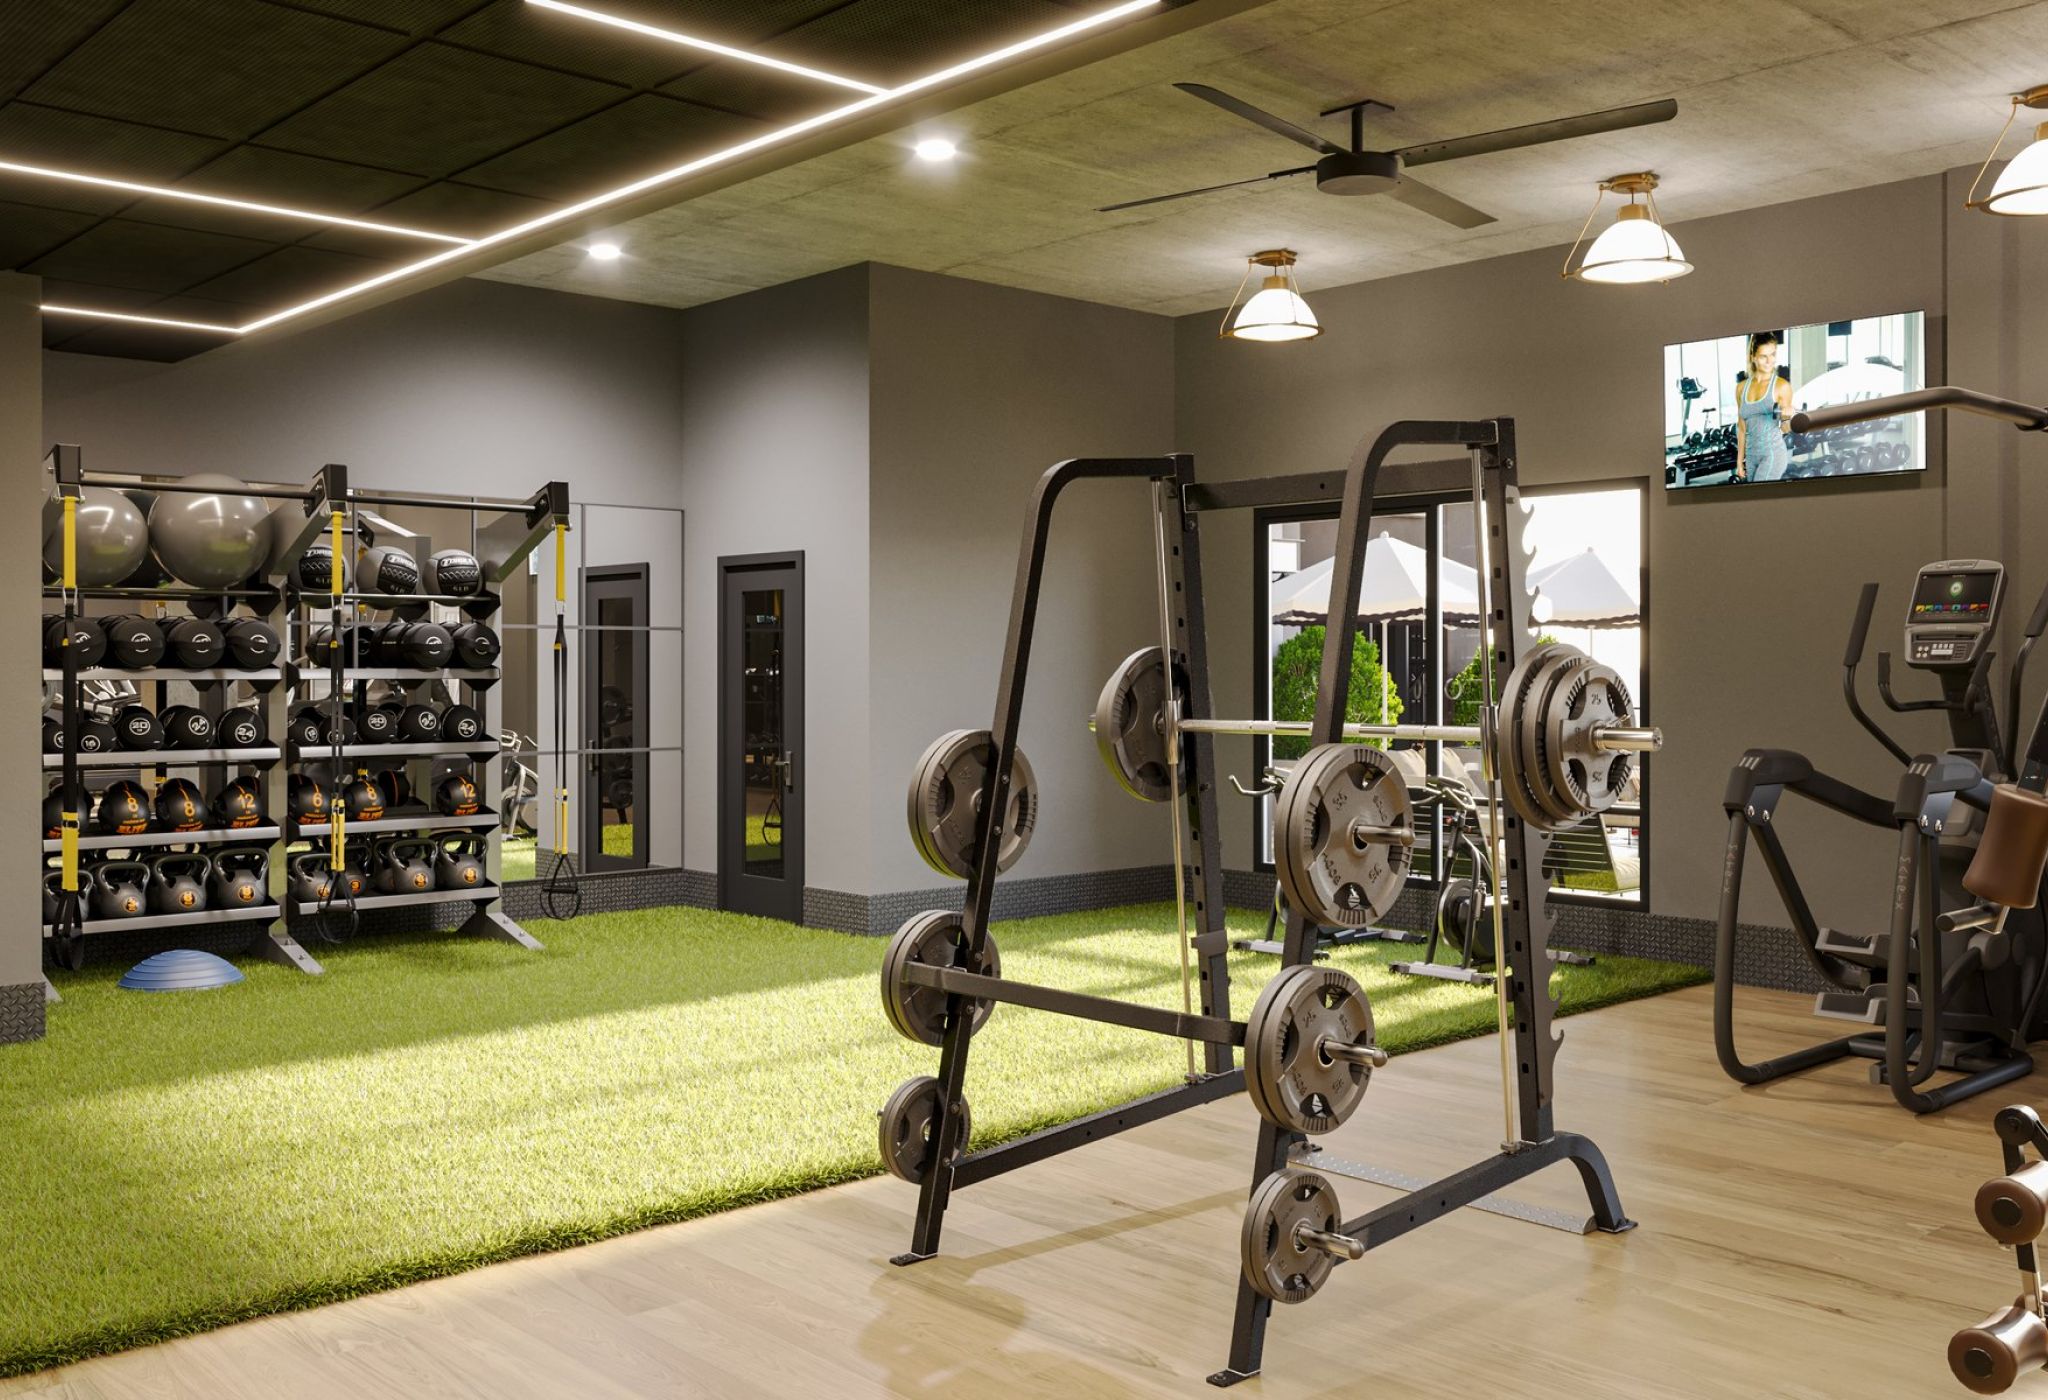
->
[2,273,44,1034]
[1173,173,1996,931]
[868,265,1175,898]
[677,266,871,891]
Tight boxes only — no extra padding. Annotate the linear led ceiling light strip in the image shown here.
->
[38,0,1162,338]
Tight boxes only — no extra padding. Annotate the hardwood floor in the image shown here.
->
[3,984,2026,1398]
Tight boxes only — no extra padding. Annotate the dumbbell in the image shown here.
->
[441,704,485,744]
[42,614,107,669]
[113,704,164,751]
[100,614,165,668]
[397,703,442,742]
[398,621,453,669]
[163,616,225,668]
[218,706,266,749]
[357,703,400,744]
[159,705,215,749]
[74,716,117,754]
[42,714,61,753]
[289,704,354,748]
[222,617,280,670]
[449,621,498,669]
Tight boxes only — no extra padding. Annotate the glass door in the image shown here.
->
[582,565,648,873]
[718,553,803,920]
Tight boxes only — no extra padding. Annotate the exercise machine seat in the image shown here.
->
[1966,785,2048,911]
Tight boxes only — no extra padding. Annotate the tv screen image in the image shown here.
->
[1663,310,1926,490]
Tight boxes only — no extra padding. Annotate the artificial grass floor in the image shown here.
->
[0,902,1706,1377]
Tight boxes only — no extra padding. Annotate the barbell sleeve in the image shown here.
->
[1167,716,1663,754]
[1296,1224,1366,1261]
[1318,1037,1388,1070]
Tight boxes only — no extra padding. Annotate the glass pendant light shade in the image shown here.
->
[1984,122,2048,215]
[1575,205,1692,283]
[1221,250,1321,342]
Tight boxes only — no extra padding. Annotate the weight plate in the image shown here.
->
[880,910,1000,1045]
[1517,648,1592,828]
[1272,743,1411,929]
[1496,642,1568,831]
[1241,1169,1344,1304]
[904,730,1037,880]
[1436,877,1490,962]
[1243,965,1377,1134]
[878,1076,970,1185]
[1541,660,1635,825]
[1093,647,1190,803]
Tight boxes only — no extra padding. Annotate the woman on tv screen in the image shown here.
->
[1734,330,1795,483]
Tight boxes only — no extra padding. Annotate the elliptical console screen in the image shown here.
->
[1911,571,1998,622]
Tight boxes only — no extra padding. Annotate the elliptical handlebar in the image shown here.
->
[1844,580,1880,669]
[2008,580,2048,770]
[1845,582,1914,765]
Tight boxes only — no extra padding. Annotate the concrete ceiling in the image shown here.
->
[477,0,2048,316]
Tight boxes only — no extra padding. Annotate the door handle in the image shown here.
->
[783,749,796,792]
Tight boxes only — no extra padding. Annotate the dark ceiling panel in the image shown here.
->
[256,0,488,35]
[0,166,132,220]
[0,200,101,266]
[301,177,555,251]
[24,217,279,293]
[263,41,626,175]
[175,144,427,214]
[658,62,850,126]
[23,0,410,141]
[0,1,133,103]
[0,101,229,183]
[768,0,1072,87]
[458,93,761,201]
[440,0,844,89]
[182,242,384,305]
[44,319,240,360]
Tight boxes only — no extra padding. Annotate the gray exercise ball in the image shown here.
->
[148,474,270,589]
[41,486,150,587]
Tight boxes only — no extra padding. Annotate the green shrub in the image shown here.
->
[1446,634,1561,726]
[1270,627,1402,760]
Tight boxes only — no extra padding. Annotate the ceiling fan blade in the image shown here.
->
[1389,177,1495,229]
[1175,82,1344,156]
[1395,98,1678,169]
[1097,165,1315,213]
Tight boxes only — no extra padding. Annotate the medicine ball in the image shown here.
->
[357,704,398,743]
[154,778,206,833]
[450,621,500,669]
[397,703,442,742]
[372,767,412,810]
[159,704,215,749]
[434,771,482,817]
[41,713,61,754]
[288,774,328,826]
[425,549,483,596]
[339,773,385,821]
[218,706,265,749]
[96,779,151,836]
[357,545,418,595]
[399,621,453,669]
[222,617,280,670]
[76,717,117,754]
[295,538,346,594]
[42,486,152,587]
[113,704,164,751]
[440,704,484,744]
[148,475,269,590]
[44,782,88,839]
[100,614,165,669]
[211,776,265,829]
[43,614,107,669]
[163,616,225,668]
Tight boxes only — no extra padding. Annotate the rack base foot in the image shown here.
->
[463,907,544,950]
[1207,1368,1257,1388]
[889,1251,936,1267]
[253,928,325,975]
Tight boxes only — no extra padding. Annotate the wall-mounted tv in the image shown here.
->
[1663,310,1926,490]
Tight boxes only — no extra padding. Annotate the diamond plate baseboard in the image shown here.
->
[0,981,45,1043]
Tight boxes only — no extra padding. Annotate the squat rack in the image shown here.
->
[887,418,1637,1385]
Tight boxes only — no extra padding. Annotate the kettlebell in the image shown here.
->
[100,614,165,668]
[450,621,500,669]
[434,771,481,816]
[42,613,107,669]
[154,778,206,833]
[325,843,369,899]
[375,837,436,895]
[433,834,488,891]
[113,704,164,751]
[43,870,67,927]
[287,850,336,905]
[211,775,266,829]
[159,704,215,749]
[440,704,484,744]
[357,704,399,743]
[209,847,269,909]
[163,616,224,668]
[398,703,442,742]
[339,773,385,821]
[148,853,211,914]
[218,706,265,749]
[96,779,151,836]
[222,618,280,670]
[399,621,453,668]
[89,860,151,919]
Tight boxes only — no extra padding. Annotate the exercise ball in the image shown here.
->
[41,486,149,586]
[117,491,171,588]
[148,474,269,589]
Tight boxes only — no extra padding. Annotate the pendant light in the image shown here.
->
[1967,85,2048,215]
[1562,172,1691,284]
[1222,249,1320,342]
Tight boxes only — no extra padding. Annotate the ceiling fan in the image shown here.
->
[1100,84,1679,227]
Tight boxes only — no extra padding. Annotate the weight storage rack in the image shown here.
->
[278,464,569,956]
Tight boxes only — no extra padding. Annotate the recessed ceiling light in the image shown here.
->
[527,0,885,94]
[588,241,623,261]
[913,138,958,162]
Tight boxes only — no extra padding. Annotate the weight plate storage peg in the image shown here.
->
[878,1076,971,1185]
[880,910,1001,1045]
[1241,1169,1356,1304]
[904,730,1037,879]
[1092,646,1191,802]
[1243,964,1382,1134]
[1272,743,1412,929]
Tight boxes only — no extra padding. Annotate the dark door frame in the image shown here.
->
[717,550,804,919]
[582,562,651,873]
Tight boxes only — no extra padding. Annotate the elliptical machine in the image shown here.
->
[1716,558,2048,1113]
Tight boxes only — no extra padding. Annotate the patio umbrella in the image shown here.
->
[1269,533,1480,627]
[1528,548,1639,627]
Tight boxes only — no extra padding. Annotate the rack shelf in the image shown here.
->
[285,811,499,837]
[319,667,501,683]
[42,902,279,938]
[44,825,284,854]
[293,741,494,760]
[292,884,495,916]
[41,667,282,683]
[43,746,282,770]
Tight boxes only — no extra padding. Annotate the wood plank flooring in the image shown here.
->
[3,984,2027,1398]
